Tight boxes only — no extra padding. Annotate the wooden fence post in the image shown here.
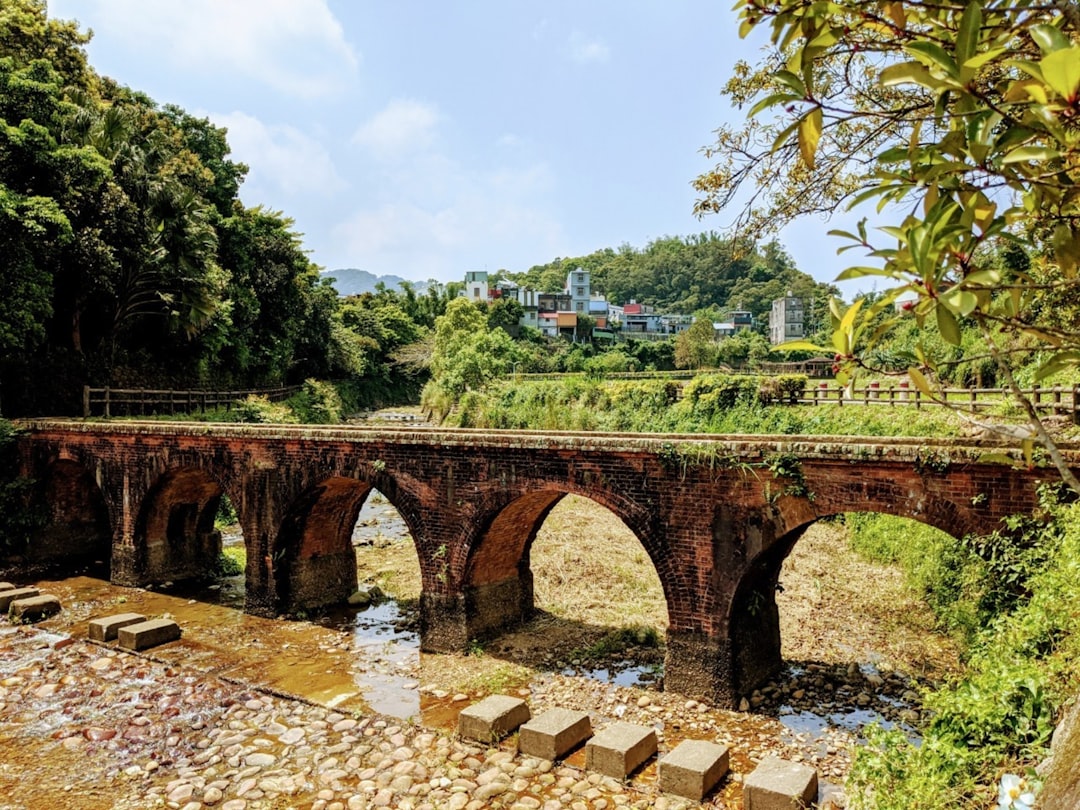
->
[82,386,91,418]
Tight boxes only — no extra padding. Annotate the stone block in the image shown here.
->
[659,739,730,800]
[518,708,593,760]
[458,695,530,742]
[0,587,39,612]
[0,582,14,591]
[88,612,147,642]
[744,756,819,810]
[117,618,182,651]
[585,722,657,778]
[9,594,62,623]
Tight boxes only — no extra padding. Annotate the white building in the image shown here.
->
[464,270,488,301]
[565,267,590,314]
[769,292,805,345]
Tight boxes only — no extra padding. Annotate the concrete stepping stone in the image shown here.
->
[744,756,819,810]
[9,594,62,623]
[117,618,182,651]
[585,722,657,778]
[0,582,14,591]
[0,587,39,613]
[457,695,531,742]
[88,612,147,642]
[659,739,730,800]
[518,707,592,760]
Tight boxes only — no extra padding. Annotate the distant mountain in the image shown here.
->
[320,269,431,297]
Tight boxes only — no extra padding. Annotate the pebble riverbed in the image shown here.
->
[0,607,933,809]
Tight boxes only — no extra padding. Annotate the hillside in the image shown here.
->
[321,269,431,297]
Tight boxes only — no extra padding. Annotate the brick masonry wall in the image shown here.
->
[14,420,1075,704]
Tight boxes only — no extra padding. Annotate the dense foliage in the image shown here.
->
[703,0,1080,492]
[845,495,1080,809]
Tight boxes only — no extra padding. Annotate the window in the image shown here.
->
[576,287,584,296]
[473,288,480,298]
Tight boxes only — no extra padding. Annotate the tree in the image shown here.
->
[674,317,719,369]
[705,0,1080,492]
[487,297,524,336]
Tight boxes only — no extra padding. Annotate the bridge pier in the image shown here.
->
[664,630,739,708]
[420,572,534,651]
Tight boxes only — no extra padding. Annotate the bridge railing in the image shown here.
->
[82,385,301,418]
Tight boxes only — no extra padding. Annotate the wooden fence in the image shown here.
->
[82,385,301,418]
[794,381,1079,417]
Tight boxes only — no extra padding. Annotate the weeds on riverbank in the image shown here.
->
[845,500,1080,809]
[444,376,973,437]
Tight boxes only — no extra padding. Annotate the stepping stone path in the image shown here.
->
[518,707,592,760]
[9,594,61,623]
[88,612,146,642]
[452,693,821,804]
[117,617,182,651]
[659,739,730,801]
[744,755,820,810]
[0,587,39,613]
[586,721,658,778]
[457,694,530,742]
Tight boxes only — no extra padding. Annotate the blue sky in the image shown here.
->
[47,1,866,292]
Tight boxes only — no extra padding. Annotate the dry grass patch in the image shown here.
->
[531,495,668,631]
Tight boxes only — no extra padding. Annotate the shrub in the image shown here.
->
[231,395,297,424]
[288,379,344,424]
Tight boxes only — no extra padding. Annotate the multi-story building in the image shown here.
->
[463,270,488,301]
[769,293,805,345]
[566,268,590,314]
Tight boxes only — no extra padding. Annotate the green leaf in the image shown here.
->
[798,107,823,169]
[1034,350,1080,381]
[905,41,960,81]
[1030,24,1072,55]
[955,0,982,82]
[835,266,897,281]
[963,48,1007,71]
[1001,145,1063,164]
[880,61,939,89]
[936,303,962,345]
[1040,47,1080,100]
[773,70,806,96]
[748,92,804,118]
[907,366,935,397]
[943,288,979,316]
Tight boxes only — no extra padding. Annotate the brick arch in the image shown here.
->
[726,504,965,696]
[134,466,235,585]
[30,459,112,572]
[455,483,671,645]
[272,473,426,614]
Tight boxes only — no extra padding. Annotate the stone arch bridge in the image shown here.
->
[13,419,1073,707]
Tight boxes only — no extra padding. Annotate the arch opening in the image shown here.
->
[730,511,962,735]
[462,492,669,686]
[273,477,423,624]
[29,459,111,575]
[134,467,227,585]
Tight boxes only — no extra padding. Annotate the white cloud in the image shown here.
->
[568,31,610,64]
[69,0,359,98]
[352,100,441,160]
[210,111,345,197]
[331,163,564,280]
